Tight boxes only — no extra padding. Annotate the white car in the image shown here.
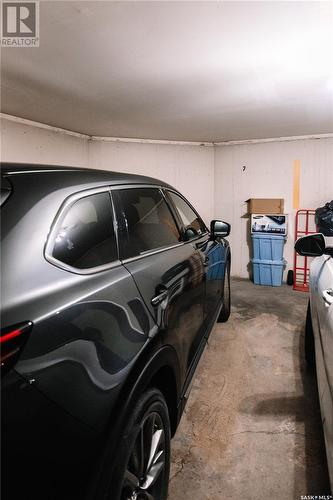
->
[295,233,333,489]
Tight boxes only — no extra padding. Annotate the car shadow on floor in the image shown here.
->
[238,324,331,498]
[296,323,331,497]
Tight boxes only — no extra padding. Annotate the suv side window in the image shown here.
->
[51,192,117,269]
[113,188,181,259]
[167,191,207,241]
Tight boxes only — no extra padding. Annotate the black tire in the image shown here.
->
[218,259,231,323]
[110,388,171,500]
[287,269,294,286]
[305,301,315,371]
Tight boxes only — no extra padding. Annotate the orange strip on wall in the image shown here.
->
[293,160,300,209]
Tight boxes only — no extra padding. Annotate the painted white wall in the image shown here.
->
[214,138,333,277]
[0,117,214,223]
[89,140,214,224]
[2,116,332,278]
[1,118,90,167]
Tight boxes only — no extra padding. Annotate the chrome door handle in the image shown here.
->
[151,288,168,306]
[322,288,333,306]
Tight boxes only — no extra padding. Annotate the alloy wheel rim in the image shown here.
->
[122,411,165,500]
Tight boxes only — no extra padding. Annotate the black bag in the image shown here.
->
[315,200,333,236]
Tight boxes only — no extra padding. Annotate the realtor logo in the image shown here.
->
[1,1,39,46]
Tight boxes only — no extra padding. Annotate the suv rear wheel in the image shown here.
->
[112,388,171,500]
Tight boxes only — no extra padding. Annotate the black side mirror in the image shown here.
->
[211,220,231,238]
[294,233,326,257]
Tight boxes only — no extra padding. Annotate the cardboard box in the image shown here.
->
[251,214,288,235]
[246,198,284,214]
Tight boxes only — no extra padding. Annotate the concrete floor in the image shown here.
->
[169,278,331,500]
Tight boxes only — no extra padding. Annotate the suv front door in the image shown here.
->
[112,186,206,382]
[165,190,226,329]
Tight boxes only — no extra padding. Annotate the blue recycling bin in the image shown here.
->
[251,234,286,286]
[252,234,286,261]
[252,258,286,286]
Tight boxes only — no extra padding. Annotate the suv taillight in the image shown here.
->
[1,321,32,374]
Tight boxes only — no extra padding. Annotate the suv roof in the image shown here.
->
[0,162,172,189]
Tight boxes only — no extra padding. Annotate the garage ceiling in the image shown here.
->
[1,1,333,142]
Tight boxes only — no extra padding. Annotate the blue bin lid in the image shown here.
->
[251,234,286,240]
[251,258,287,265]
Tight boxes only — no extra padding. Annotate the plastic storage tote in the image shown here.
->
[252,258,286,286]
[252,234,286,261]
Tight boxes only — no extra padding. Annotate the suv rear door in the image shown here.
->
[2,186,155,429]
[112,186,206,382]
[2,182,159,498]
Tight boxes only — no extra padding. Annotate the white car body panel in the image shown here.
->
[309,253,333,488]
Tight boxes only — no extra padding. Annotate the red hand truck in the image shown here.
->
[293,209,316,292]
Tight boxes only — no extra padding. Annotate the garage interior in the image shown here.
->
[1,1,333,499]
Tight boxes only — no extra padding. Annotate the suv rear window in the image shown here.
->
[50,192,117,270]
[113,188,181,259]
[1,177,12,206]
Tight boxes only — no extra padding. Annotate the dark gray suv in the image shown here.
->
[1,164,231,500]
